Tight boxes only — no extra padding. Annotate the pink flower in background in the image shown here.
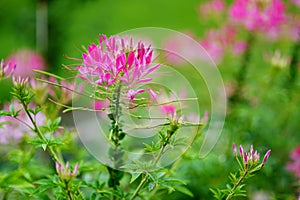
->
[280,14,300,42]
[7,49,46,77]
[78,35,160,100]
[286,146,300,178]
[229,0,285,38]
[199,26,247,64]
[0,59,16,79]
[162,32,202,65]
[291,0,300,7]
[0,101,45,144]
[199,0,225,17]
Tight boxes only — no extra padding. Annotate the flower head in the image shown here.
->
[234,143,271,168]
[78,34,160,101]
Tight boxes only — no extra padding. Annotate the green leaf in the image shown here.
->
[53,117,61,126]
[173,186,194,197]
[0,110,11,116]
[10,179,35,190]
[130,173,142,184]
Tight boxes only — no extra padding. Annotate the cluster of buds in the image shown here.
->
[55,162,79,180]
[0,59,16,79]
[233,143,271,169]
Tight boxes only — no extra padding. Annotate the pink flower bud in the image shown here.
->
[239,145,244,156]
[55,162,61,174]
[232,143,237,155]
[243,152,248,164]
[72,163,79,175]
[262,150,271,165]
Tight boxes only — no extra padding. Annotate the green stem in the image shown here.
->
[21,101,63,164]
[230,34,254,104]
[130,130,174,200]
[107,83,124,192]
[226,170,248,200]
[289,37,300,86]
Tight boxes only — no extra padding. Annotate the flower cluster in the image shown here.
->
[0,59,16,79]
[78,34,160,100]
[55,162,79,180]
[233,143,271,168]
[199,26,247,64]
[229,0,285,38]
[286,146,300,179]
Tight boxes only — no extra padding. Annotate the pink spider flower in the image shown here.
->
[7,49,45,77]
[229,0,285,38]
[78,35,160,100]
[286,146,300,179]
[0,59,16,79]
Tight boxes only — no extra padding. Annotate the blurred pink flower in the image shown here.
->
[7,49,46,77]
[162,32,202,65]
[229,0,285,38]
[199,26,247,64]
[286,146,300,178]
[199,0,225,17]
[291,0,300,7]
[78,35,160,100]
[0,101,45,144]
